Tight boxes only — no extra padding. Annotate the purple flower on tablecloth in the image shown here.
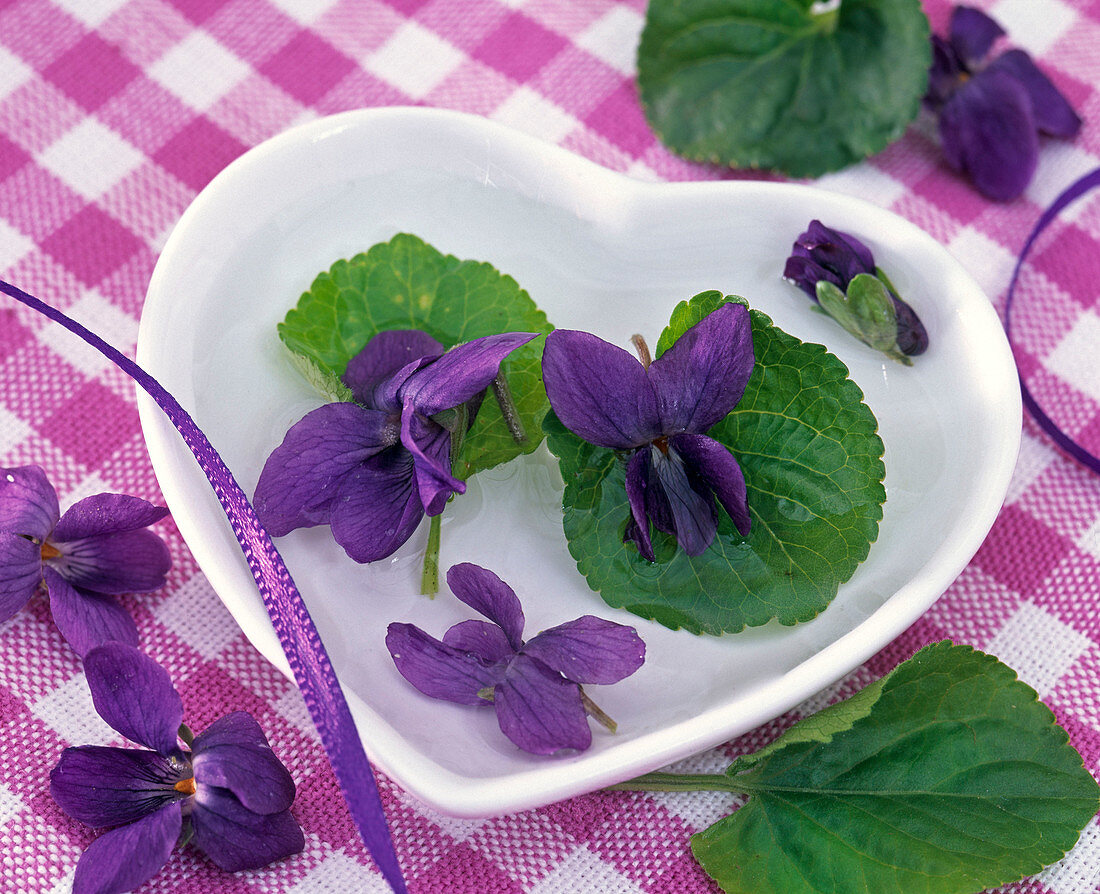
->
[254,329,536,563]
[541,302,753,562]
[50,644,303,893]
[0,465,170,656]
[386,563,646,755]
[784,220,929,358]
[925,5,1082,201]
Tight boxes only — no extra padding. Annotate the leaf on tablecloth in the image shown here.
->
[636,0,931,176]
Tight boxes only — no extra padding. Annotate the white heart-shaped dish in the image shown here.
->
[137,107,1020,818]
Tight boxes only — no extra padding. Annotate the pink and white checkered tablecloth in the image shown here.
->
[2,0,1100,891]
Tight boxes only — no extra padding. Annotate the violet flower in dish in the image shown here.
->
[925,5,1082,201]
[387,562,645,755]
[254,328,536,563]
[541,301,753,562]
[0,465,170,656]
[50,643,303,893]
[784,220,929,361]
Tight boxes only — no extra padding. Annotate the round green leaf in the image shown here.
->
[636,0,931,177]
[277,233,553,479]
[693,642,1100,893]
[545,294,885,635]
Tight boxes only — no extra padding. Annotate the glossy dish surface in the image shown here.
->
[137,107,1021,818]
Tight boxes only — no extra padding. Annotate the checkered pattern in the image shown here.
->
[1,0,1099,891]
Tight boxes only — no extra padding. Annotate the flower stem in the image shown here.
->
[630,334,652,369]
[420,514,442,597]
[607,771,741,793]
[580,688,618,734]
[491,372,527,444]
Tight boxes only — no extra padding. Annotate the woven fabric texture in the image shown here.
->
[2,0,1100,891]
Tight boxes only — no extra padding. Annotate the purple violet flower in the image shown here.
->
[0,465,170,656]
[925,5,1082,201]
[386,563,645,755]
[784,220,929,359]
[50,643,303,894]
[541,301,753,562]
[254,329,536,563]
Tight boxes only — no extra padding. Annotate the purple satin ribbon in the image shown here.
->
[1003,168,1100,476]
[0,279,407,893]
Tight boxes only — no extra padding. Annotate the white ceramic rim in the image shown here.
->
[137,107,1021,817]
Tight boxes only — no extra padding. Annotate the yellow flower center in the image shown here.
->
[40,542,60,560]
[174,777,196,796]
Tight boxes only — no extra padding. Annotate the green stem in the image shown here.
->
[420,514,442,596]
[580,688,617,734]
[609,771,743,793]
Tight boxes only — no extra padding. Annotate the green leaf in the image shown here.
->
[692,642,1100,894]
[544,292,885,634]
[277,234,553,479]
[816,273,911,365]
[636,0,931,177]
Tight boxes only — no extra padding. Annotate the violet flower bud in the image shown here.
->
[784,220,928,361]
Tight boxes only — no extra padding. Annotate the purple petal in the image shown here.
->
[342,329,443,407]
[542,330,661,449]
[191,710,268,750]
[72,801,181,894]
[670,432,751,537]
[400,410,463,516]
[0,465,59,540]
[83,642,183,753]
[648,302,754,434]
[624,449,656,562]
[50,528,170,595]
[794,221,876,283]
[892,293,930,356]
[782,255,839,301]
[442,619,515,664]
[0,532,41,622]
[652,447,718,556]
[523,616,645,684]
[254,402,397,537]
[47,569,139,658]
[445,562,525,649]
[191,787,304,872]
[949,5,1004,68]
[53,494,168,541]
[494,654,591,754]
[50,745,181,828]
[926,35,962,107]
[328,449,425,563]
[940,70,1038,201]
[402,332,537,417]
[386,622,501,705]
[193,743,295,815]
[987,49,1082,138]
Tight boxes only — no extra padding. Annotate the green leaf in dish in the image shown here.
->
[277,233,553,480]
[544,291,885,634]
[636,0,931,177]
[690,642,1100,893]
